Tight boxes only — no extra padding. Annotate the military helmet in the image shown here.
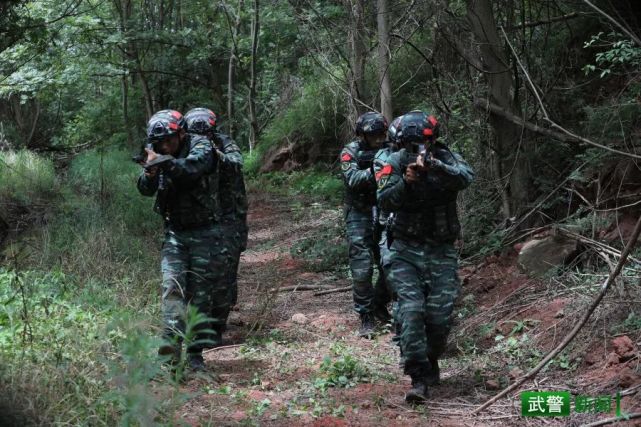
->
[355,111,388,136]
[185,108,217,135]
[396,110,439,145]
[387,115,404,143]
[146,109,186,142]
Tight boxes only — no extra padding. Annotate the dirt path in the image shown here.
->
[177,191,641,426]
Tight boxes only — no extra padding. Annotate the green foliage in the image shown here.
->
[314,344,370,390]
[0,149,56,205]
[614,312,641,333]
[253,77,344,156]
[290,207,347,272]
[247,169,343,205]
[0,268,177,424]
[67,147,159,232]
[583,32,641,77]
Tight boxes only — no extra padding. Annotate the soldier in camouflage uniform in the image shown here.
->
[376,111,474,403]
[373,115,403,283]
[340,112,392,338]
[137,109,227,371]
[184,108,247,313]
[373,115,403,348]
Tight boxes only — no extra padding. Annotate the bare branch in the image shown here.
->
[582,0,641,47]
[473,213,641,414]
[499,28,641,160]
[503,12,582,30]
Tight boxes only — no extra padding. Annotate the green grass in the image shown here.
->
[0,149,57,205]
[245,77,345,176]
[0,148,181,424]
[247,169,343,205]
[0,268,179,425]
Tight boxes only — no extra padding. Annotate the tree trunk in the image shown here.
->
[26,100,40,147]
[248,0,260,152]
[347,0,367,124]
[115,0,134,146]
[376,0,393,121]
[227,0,243,139]
[136,53,154,119]
[467,0,529,219]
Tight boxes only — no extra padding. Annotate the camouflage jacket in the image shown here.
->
[340,139,378,211]
[137,134,219,229]
[373,143,397,225]
[213,132,247,229]
[376,142,474,242]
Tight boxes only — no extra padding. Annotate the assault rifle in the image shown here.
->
[132,142,174,170]
[132,142,153,165]
[143,155,175,170]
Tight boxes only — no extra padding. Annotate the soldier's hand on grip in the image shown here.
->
[405,163,420,184]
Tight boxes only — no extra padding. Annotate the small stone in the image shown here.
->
[485,379,500,390]
[554,309,564,319]
[606,352,619,366]
[291,313,308,324]
[509,367,523,380]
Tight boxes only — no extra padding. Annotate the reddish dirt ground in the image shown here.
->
[176,191,641,426]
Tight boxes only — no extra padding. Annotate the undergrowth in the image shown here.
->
[246,169,343,205]
[0,148,182,424]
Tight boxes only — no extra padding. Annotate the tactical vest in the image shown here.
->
[374,145,396,225]
[156,134,219,230]
[392,147,461,243]
[343,140,377,211]
[214,133,248,226]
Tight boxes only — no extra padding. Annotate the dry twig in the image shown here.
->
[472,214,641,414]
[313,285,352,296]
[580,412,641,427]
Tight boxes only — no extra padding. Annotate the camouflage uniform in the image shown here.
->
[137,134,228,351]
[213,132,248,307]
[373,143,401,337]
[376,143,474,379]
[340,140,389,316]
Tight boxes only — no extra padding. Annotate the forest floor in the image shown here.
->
[175,190,641,426]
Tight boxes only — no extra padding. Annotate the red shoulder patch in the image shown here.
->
[341,153,353,162]
[375,164,393,180]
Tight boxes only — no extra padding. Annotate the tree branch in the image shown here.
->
[582,0,641,48]
[472,213,641,414]
[503,12,581,30]
[473,97,569,141]
[498,27,641,160]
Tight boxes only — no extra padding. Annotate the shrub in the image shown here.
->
[0,268,175,424]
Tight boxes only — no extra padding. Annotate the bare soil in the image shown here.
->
[177,191,641,426]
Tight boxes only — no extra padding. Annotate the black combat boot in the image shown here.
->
[405,376,429,404]
[158,344,181,368]
[426,357,440,386]
[358,312,376,338]
[187,352,206,372]
[372,304,392,325]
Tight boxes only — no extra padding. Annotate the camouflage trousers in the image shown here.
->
[220,220,247,306]
[345,207,390,315]
[387,238,461,377]
[161,225,229,351]
[379,229,401,342]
